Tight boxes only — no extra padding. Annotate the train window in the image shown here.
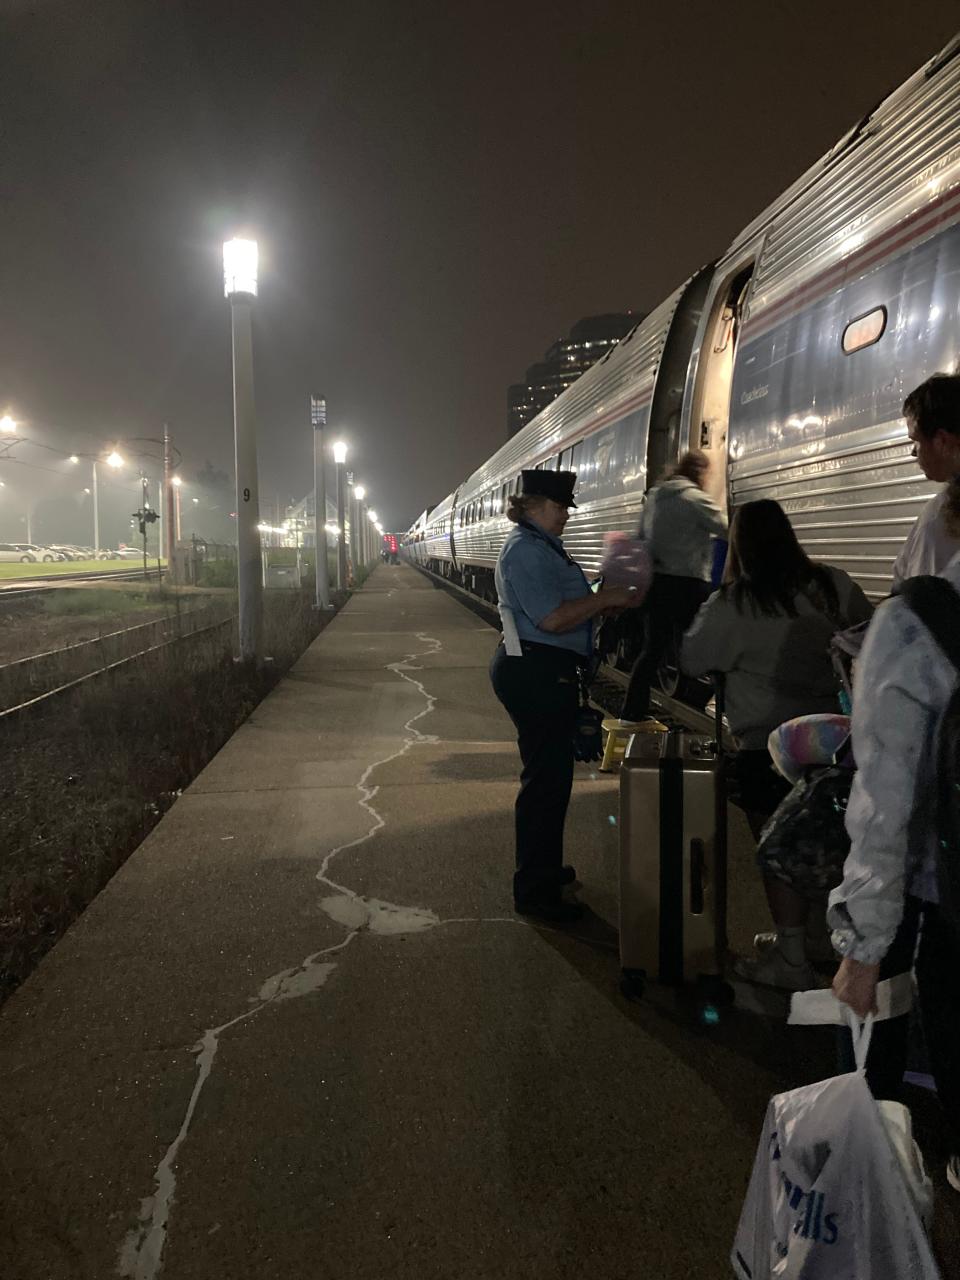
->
[842,306,887,354]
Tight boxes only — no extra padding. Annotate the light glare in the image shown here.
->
[354,485,366,500]
[0,415,16,434]
[223,238,259,298]
[333,441,348,464]
[368,509,379,523]
[172,475,183,487]
[106,451,124,468]
[69,454,79,464]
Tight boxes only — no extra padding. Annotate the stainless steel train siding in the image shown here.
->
[725,39,960,596]
[406,34,960,602]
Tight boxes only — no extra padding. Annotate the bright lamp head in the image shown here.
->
[368,510,379,523]
[172,475,183,487]
[333,441,348,465]
[354,485,366,501]
[223,238,259,298]
[0,415,16,434]
[106,451,124,469]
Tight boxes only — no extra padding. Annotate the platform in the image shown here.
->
[1,564,955,1279]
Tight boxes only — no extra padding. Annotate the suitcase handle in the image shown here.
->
[690,838,705,915]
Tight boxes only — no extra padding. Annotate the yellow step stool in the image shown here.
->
[599,717,669,772]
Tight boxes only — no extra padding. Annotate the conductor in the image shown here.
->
[490,469,639,923]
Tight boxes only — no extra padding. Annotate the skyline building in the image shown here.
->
[507,312,642,438]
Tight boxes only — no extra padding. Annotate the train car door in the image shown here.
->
[687,263,754,514]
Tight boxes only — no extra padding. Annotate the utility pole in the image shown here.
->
[163,424,175,574]
[312,396,331,608]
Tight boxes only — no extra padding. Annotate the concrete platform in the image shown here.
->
[1,565,956,1279]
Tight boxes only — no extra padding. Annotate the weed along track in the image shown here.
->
[0,587,344,1005]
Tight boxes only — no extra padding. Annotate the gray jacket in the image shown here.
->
[640,476,727,581]
[681,566,873,749]
[828,554,960,964]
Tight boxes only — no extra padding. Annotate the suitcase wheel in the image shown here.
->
[694,974,736,1013]
[619,968,646,1001]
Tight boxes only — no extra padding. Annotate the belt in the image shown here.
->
[500,638,587,668]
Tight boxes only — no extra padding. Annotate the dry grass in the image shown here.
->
[0,586,344,1003]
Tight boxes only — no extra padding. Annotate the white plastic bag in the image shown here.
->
[732,1015,940,1278]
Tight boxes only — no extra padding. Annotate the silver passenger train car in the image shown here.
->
[406,34,960,606]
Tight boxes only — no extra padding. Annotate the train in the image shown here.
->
[404,34,960,629]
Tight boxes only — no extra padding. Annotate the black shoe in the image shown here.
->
[515,898,585,925]
[558,865,577,886]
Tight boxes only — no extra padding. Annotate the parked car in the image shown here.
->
[0,542,40,563]
[114,545,146,560]
[47,544,85,561]
[13,543,60,563]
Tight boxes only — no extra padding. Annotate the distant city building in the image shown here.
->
[507,313,643,438]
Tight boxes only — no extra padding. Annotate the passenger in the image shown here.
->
[892,373,960,587]
[681,499,873,989]
[621,450,727,721]
[830,474,960,1195]
[490,469,640,924]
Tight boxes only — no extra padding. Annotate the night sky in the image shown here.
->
[2,0,959,536]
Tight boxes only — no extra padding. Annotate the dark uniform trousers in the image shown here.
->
[622,573,712,721]
[490,641,580,908]
[838,895,960,1153]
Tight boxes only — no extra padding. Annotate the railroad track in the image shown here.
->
[412,563,726,741]
[0,602,237,719]
[0,565,164,603]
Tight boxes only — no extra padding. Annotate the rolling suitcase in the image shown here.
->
[618,690,728,998]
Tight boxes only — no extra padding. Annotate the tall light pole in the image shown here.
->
[312,396,332,609]
[354,485,367,571]
[92,450,124,554]
[224,237,262,663]
[333,439,348,590]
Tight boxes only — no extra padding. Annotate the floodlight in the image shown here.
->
[354,485,366,501]
[223,238,259,298]
[69,455,79,464]
[0,415,16,434]
[106,451,124,468]
[172,475,183,487]
[332,441,348,465]
[368,510,379,523]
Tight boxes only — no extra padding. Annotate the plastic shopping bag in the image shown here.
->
[732,1014,940,1279]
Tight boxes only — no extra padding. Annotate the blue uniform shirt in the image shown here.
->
[494,521,593,657]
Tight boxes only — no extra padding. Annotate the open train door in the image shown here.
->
[685,261,754,517]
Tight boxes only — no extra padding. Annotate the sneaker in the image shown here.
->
[515,898,585,925]
[754,930,835,967]
[733,947,817,992]
[947,1155,960,1194]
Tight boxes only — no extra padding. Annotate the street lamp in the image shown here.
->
[91,449,124,554]
[333,440,348,590]
[311,396,332,610]
[224,236,262,663]
[0,415,16,434]
[354,486,368,567]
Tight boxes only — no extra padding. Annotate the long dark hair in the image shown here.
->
[724,499,839,618]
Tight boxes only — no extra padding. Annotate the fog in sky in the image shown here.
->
[2,0,958,534]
